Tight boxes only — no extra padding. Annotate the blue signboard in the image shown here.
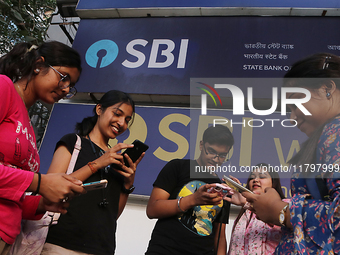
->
[77,0,340,9]
[39,103,306,197]
[72,16,340,95]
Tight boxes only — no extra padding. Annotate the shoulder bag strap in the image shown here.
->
[48,135,82,226]
[66,134,82,175]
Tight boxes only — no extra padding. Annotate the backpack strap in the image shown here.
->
[306,174,329,201]
[66,134,82,175]
[315,175,330,200]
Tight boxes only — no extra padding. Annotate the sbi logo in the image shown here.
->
[85,39,189,69]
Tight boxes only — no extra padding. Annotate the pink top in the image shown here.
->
[228,201,288,255]
[0,75,42,244]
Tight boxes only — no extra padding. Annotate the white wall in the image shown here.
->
[116,195,239,255]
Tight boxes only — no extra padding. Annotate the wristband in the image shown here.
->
[32,172,41,195]
[87,161,98,174]
[121,185,135,194]
[279,204,289,226]
[177,196,186,213]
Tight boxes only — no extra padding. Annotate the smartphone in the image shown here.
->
[223,175,254,194]
[82,179,108,191]
[207,183,230,198]
[113,140,149,170]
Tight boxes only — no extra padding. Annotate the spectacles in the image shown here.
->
[203,144,229,161]
[49,65,77,99]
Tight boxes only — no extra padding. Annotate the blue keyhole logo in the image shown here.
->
[85,40,119,68]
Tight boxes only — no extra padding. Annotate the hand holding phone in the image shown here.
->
[82,179,108,191]
[122,140,149,167]
[223,175,254,194]
[207,183,231,198]
[112,140,149,170]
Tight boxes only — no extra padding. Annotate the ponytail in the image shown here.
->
[0,42,38,83]
[75,116,98,137]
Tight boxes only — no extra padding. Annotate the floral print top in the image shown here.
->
[275,117,340,254]
[229,209,284,255]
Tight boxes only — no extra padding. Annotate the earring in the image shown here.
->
[35,69,40,73]
[326,92,331,98]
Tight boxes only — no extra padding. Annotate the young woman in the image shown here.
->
[0,41,84,254]
[242,53,340,254]
[224,163,288,255]
[41,90,144,255]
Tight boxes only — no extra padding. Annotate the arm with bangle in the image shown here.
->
[47,139,137,193]
[146,184,223,219]
[117,181,135,218]
[47,145,100,181]
[48,139,134,179]
[146,187,192,219]
[117,151,144,218]
[23,171,84,215]
[31,172,41,195]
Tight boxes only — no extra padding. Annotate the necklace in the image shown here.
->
[87,134,110,152]
[15,83,27,108]
[15,82,31,126]
[87,134,110,208]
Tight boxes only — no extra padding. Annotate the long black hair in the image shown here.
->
[75,90,135,137]
[284,53,340,166]
[0,41,82,84]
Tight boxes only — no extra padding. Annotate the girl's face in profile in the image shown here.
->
[248,168,272,194]
[287,87,333,137]
[34,65,80,104]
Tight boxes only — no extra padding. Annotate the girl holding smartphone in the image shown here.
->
[0,41,84,255]
[42,90,145,255]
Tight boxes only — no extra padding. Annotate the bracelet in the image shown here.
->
[121,185,135,194]
[87,162,98,174]
[32,172,41,195]
[177,196,186,213]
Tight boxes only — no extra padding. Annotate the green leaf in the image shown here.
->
[0,16,6,25]
[25,35,37,42]
[0,0,11,8]
[18,29,28,36]
[0,0,57,55]
[10,9,24,22]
